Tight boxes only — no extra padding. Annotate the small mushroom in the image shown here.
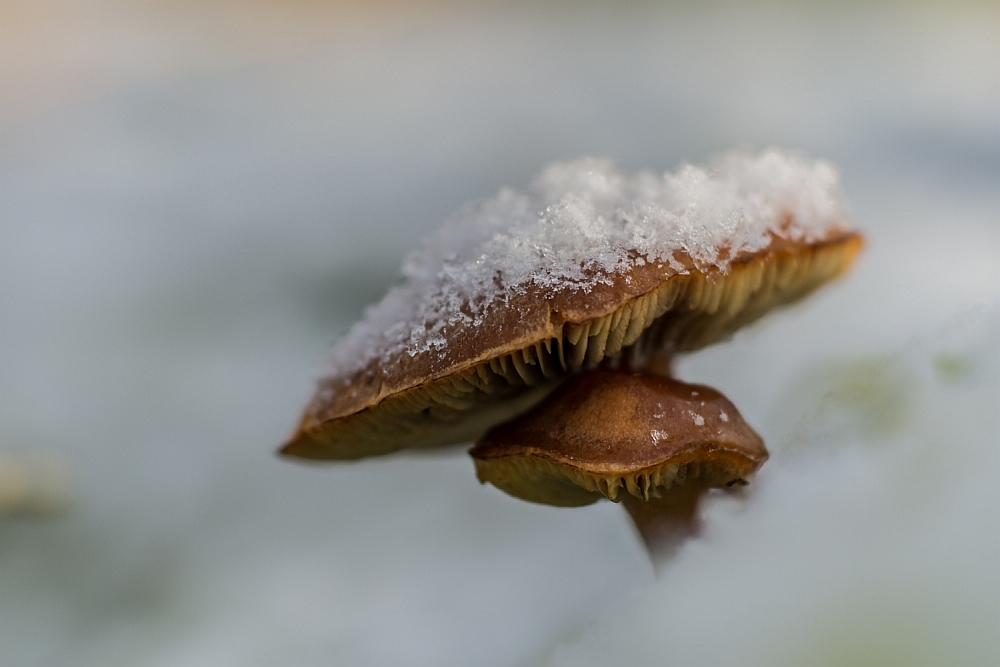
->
[281,153,861,461]
[471,369,766,556]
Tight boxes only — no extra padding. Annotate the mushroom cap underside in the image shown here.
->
[284,232,860,461]
[470,369,768,507]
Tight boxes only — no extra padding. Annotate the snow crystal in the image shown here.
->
[325,149,851,379]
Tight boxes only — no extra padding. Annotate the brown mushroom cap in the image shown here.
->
[470,369,768,507]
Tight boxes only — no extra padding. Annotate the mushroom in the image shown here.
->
[281,153,862,461]
[470,369,767,556]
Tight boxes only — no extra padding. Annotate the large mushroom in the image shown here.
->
[282,151,862,462]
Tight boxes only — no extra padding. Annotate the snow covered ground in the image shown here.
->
[1,2,998,665]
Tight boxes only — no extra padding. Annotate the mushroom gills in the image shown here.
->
[473,454,754,508]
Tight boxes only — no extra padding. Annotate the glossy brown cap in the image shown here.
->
[284,232,861,461]
[470,369,768,507]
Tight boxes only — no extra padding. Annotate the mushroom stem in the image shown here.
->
[616,344,673,377]
[621,484,707,560]
[643,352,674,378]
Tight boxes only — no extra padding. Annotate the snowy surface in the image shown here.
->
[1,2,999,666]
[329,150,849,376]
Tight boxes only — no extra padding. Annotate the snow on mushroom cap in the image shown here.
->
[325,149,850,380]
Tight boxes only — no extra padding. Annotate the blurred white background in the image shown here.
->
[1,1,998,665]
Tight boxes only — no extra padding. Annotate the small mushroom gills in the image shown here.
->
[280,150,862,557]
[470,369,767,556]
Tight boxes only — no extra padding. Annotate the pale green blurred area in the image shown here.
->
[1,1,998,666]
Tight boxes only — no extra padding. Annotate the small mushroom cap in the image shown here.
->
[283,153,862,461]
[470,369,767,507]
